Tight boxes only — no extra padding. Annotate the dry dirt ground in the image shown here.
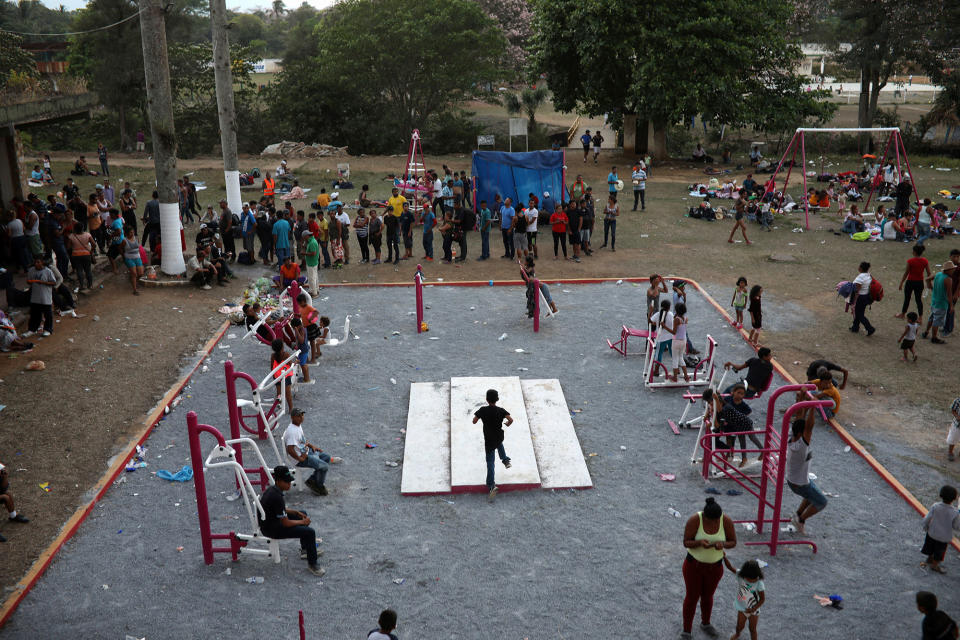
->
[4,145,958,596]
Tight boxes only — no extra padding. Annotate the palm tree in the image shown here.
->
[271,0,286,19]
[504,86,550,127]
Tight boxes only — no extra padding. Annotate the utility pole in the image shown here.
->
[139,0,185,274]
[211,0,242,216]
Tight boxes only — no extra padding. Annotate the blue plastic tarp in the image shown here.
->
[471,151,567,211]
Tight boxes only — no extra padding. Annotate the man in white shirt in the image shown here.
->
[282,408,341,496]
[524,200,539,258]
[432,172,443,217]
[850,261,876,336]
[632,165,647,211]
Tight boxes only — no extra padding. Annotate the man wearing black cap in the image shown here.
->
[258,465,325,576]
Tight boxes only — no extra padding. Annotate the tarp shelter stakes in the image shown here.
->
[471,150,567,213]
[762,128,920,229]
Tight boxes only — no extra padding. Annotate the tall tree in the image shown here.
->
[831,0,943,150]
[474,0,532,74]
[0,31,37,89]
[532,0,830,159]
[298,0,503,151]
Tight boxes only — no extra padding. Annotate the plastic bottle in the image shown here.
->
[668,508,682,518]
[245,576,264,584]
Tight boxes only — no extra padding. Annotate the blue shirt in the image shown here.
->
[580,133,591,146]
[31,170,43,181]
[479,208,492,231]
[607,172,618,193]
[110,218,124,245]
[422,210,435,234]
[500,206,515,230]
[441,186,454,208]
[540,196,556,214]
[273,218,291,249]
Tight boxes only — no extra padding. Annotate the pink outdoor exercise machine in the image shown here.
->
[761,127,920,229]
[696,383,832,555]
[519,261,556,332]
[187,410,280,565]
[415,264,425,333]
[642,334,716,389]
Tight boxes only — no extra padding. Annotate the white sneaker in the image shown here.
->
[41,331,51,337]
[21,331,35,338]
[202,284,212,290]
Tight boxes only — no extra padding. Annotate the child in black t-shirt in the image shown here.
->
[472,389,514,501]
[917,591,958,640]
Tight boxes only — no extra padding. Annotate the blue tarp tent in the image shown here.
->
[471,150,567,211]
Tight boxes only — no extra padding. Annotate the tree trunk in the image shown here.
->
[139,0,185,275]
[623,113,637,155]
[636,118,649,154]
[857,63,871,153]
[211,0,242,215]
[117,99,130,152]
[651,117,668,161]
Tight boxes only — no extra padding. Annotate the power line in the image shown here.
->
[0,8,141,37]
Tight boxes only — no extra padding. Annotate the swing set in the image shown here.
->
[761,127,920,229]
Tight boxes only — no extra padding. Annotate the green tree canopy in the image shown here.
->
[0,31,37,89]
[532,0,832,157]
[269,0,504,154]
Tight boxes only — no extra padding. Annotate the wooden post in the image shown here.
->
[138,0,185,274]
[211,0,243,215]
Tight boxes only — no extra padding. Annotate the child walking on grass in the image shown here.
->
[898,311,919,362]
[921,485,960,574]
[723,557,765,640]
[748,285,763,347]
[731,277,748,329]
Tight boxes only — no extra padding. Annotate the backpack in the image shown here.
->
[869,278,884,302]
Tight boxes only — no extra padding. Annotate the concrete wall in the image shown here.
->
[0,126,23,206]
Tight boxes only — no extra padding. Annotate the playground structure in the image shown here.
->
[642,334,716,389]
[415,264,425,334]
[664,367,732,437]
[695,383,832,555]
[399,130,431,216]
[518,261,556,332]
[762,127,920,229]
[606,325,653,357]
[187,410,282,565]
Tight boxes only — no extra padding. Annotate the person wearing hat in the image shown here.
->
[257,465,325,576]
[924,261,957,344]
[282,408,342,496]
[0,462,30,542]
[540,191,556,218]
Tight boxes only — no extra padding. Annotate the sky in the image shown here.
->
[40,0,335,13]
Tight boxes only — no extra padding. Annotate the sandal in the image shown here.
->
[933,565,947,574]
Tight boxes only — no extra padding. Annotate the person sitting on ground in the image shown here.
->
[367,609,399,640]
[0,462,30,543]
[207,235,231,285]
[257,465,325,577]
[282,408,342,496]
[916,591,958,640]
[520,256,558,315]
[71,155,93,176]
[749,145,763,167]
[280,180,305,201]
[187,246,217,289]
[0,311,33,353]
[841,204,865,234]
[273,254,305,289]
[692,143,708,163]
[724,348,773,398]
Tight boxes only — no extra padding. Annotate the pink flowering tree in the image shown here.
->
[475,0,533,73]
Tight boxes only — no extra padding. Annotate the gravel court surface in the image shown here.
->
[1,282,949,639]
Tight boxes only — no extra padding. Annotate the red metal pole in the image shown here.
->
[800,132,809,229]
[781,138,799,208]
[897,130,922,209]
[187,411,214,565]
[533,277,540,332]
[299,610,306,640]
[864,131,894,211]
[415,265,423,333]
[764,130,797,203]
[224,361,244,469]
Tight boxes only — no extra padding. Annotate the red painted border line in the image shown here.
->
[0,319,232,628]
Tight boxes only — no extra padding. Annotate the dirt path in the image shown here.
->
[0,271,250,589]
